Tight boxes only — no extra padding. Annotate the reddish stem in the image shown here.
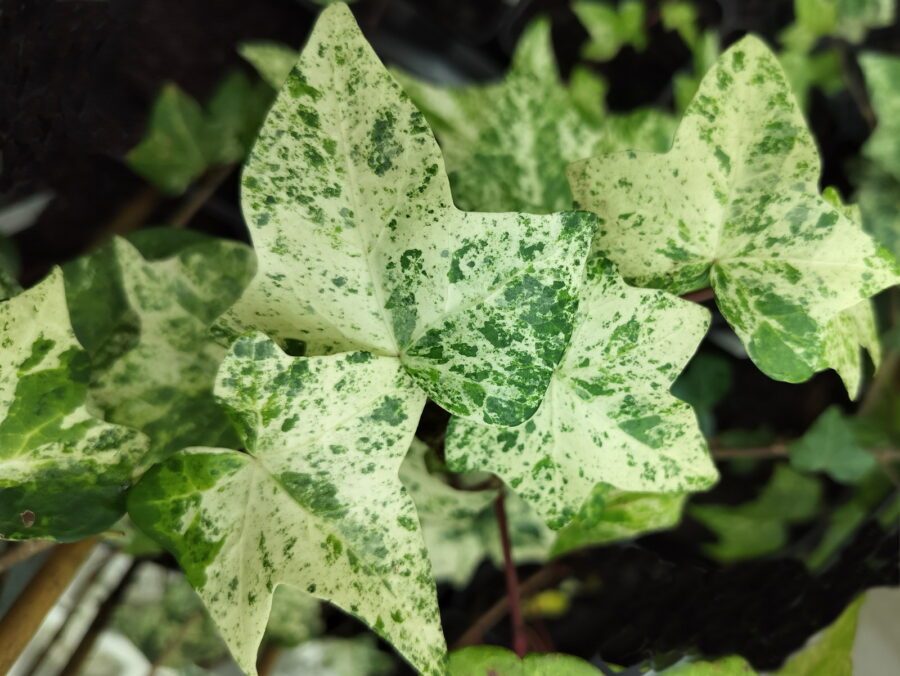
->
[682,287,715,303]
[494,489,528,657]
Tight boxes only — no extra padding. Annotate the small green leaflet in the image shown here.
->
[789,0,894,46]
[789,406,877,483]
[128,333,445,676]
[219,4,596,426]
[690,464,821,562]
[395,19,675,214]
[64,234,256,464]
[860,53,900,183]
[239,41,299,90]
[127,74,270,194]
[660,655,755,675]
[569,36,900,390]
[400,439,553,586]
[449,646,601,675]
[573,0,646,62]
[0,270,149,540]
[446,257,715,528]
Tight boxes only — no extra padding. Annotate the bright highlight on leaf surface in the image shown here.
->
[218,4,596,426]
[0,270,149,540]
[447,257,715,528]
[568,36,899,391]
[128,333,444,676]
[64,233,256,464]
[395,19,675,214]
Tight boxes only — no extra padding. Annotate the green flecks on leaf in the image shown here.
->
[568,36,900,393]
[128,330,444,676]
[0,270,149,541]
[446,256,716,528]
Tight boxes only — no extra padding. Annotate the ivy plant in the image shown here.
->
[2,2,898,676]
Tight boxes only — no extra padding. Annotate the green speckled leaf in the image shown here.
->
[395,20,675,214]
[789,406,877,483]
[551,485,686,556]
[861,52,900,183]
[0,270,149,540]
[239,41,299,90]
[449,646,601,675]
[220,5,595,426]
[400,439,552,586]
[128,333,444,676]
[65,236,256,463]
[446,257,715,528]
[573,0,646,62]
[569,36,900,390]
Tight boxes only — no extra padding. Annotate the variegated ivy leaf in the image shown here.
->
[394,19,675,214]
[551,485,686,556]
[446,257,715,528]
[400,439,552,586]
[0,270,148,540]
[219,4,596,426]
[568,36,900,389]
[64,234,256,464]
[128,333,445,676]
[818,190,882,399]
[860,52,900,183]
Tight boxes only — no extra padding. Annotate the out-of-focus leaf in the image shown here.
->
[672,351,733,436]
[264,586,323,648]
[449,645,601,675]
[860,53,900,182]
[789,407,877,483]
[856,166,900,259]
[776,595,865,675]
[573,0,646,62]
[690,465,822,561]
[273,636,393,676]
[239,41,299,90]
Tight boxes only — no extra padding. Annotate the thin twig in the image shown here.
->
[88,186,161,250]
[453,564,565,650]
[0,540,55,574]
[682,287,715,303]
[257,643,282,676]
[494,489,528,657]
[0,538,97,674]
[168,164,235,229]
[859,352,899,418]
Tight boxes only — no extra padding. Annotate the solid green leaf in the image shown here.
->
[860,52,900,183]
[661,655,755,675]
[446,257,715,528]
[401,439,553,586]
[569,36,900,390]
[395,20,675,215]
[0,270,149,540]
[205,71,273,165]
[219,5,596,426]
[449,646,601,675]
[551,485,686,556]
[672,351,733,436]
[789,406,877,483]
[792,0,894,45]
[127,84,211,194]
[690,464,821,562]
[64,236,256,463]
[779,48,842,111]
[776,595,864,675]
[856,167,900,259]
[239,41,299,90]
[573,0,646,62]
[128,333,444,676]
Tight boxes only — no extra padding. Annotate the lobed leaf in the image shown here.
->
[219,4,596,426]
[860,52,900,183]
[789,407,877,484]
[569,36,899,391]
[446,257,715,528]
[0,270,148,540]
[395,20,675,214]
[128,333,444,676]
[64,235,256,464]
